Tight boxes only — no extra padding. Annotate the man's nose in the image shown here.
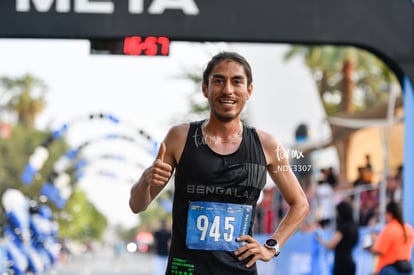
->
[222,80,234,94]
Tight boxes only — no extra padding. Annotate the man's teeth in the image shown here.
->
[220,99,236,104]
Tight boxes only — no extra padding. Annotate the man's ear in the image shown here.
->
[247,83,253,99]
[202,82,208,98]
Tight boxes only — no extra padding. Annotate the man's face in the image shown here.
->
[202,60,253,122]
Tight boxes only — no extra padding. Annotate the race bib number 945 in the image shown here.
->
[186,201,252,251]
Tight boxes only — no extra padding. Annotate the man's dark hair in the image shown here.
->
[202,52,253,87]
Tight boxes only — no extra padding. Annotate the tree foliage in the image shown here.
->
[284,45,398,115]
[0,74,47,130]
[57,188,108,241]
[0,123,70,227]
[283,45,400,182]
[0,74,108,241]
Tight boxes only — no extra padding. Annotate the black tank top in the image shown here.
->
[166,120,267,275]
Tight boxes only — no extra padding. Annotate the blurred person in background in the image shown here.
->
[153,219,172,275]
[314,173,336,229]
[317,200,359,275]
[368,201,414,275]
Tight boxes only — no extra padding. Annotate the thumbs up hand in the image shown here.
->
[156,141,167,162]
[145,142,173,187]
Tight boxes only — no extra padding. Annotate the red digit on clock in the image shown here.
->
[144,36,158,56]
[157,36,170,55]
[123,36,143,55]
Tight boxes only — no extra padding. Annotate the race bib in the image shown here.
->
[186,201,252,251]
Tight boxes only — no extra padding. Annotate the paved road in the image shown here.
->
[49,248,155,275]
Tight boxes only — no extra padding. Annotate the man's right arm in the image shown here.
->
[129,124,188,214]
[129,142,173,213]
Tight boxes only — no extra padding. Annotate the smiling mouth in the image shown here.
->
[219,99,236,104]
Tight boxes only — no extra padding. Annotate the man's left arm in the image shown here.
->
[263,133,310,249]
[234,131,309,267]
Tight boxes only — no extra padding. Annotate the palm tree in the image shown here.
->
[0,74,47,130]
[284,45,398,183]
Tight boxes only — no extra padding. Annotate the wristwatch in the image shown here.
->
[264,239,280,257]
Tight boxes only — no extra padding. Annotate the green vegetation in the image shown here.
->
[0,74,107,242]
[57,189,108,241]
[284,45,400,182]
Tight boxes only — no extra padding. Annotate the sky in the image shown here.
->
[0,39,334,228]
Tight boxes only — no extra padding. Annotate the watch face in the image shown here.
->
[266,239,278,247]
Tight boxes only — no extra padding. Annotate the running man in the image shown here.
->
[129,51,309,275]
